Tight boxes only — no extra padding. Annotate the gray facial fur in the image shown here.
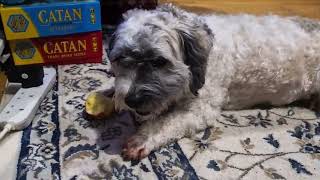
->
[108,4,214,119]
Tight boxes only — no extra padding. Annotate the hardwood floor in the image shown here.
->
[0,73,6,102]
[159,0,320,19]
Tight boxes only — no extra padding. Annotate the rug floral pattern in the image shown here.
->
[16,41,320,180]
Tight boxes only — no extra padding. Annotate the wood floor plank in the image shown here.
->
[159,0,320,19]
[0,72,7,103]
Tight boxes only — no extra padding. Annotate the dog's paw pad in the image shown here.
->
[121,135,151,161]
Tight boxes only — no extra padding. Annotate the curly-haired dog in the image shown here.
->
[106,4,320,160]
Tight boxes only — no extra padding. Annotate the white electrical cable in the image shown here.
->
[0,102,39,140]
[0,123,13,140]
[0,104,36,140]
[0,53,10,64]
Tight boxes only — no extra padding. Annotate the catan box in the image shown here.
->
[0,0,101,40]
[9,31,102,65]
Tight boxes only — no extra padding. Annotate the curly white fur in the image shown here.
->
[207,14,320,109]
[106,4,320,160]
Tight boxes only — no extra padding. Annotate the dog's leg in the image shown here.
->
[121,100,220,160]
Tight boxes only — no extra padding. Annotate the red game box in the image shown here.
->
[9,31,103,66]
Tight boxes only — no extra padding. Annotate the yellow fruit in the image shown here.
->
[85,92,115,119]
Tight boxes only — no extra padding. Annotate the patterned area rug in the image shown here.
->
[15,42,320,180]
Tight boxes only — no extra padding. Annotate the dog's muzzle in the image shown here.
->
[125,92,153,116]
[124,90,151,109]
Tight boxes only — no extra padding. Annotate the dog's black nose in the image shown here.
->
[125,93,144,108]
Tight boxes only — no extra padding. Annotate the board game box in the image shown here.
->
[9,31,102,65]
[0,0,101,40]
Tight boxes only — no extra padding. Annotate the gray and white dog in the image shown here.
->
[106,4,320,160]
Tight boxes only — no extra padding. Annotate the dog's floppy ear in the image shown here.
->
[159,4,214,95]
[176,16,214,95]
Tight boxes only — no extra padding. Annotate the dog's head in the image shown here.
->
[108,4,214,119]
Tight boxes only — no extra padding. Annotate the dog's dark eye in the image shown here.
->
[116,56,136,68]
[151,57,168,68]
[120,61,136,68]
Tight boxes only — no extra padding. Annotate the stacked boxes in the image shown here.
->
[0,0,102,66]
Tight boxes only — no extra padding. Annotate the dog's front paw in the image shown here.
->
[121,134,153,161]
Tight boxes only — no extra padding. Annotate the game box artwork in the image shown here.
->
[9,31,102,65]
[0,0,101,40]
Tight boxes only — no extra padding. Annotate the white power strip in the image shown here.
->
[0,67,56,140]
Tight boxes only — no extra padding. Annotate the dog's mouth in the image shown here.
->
[135,110,151,116]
